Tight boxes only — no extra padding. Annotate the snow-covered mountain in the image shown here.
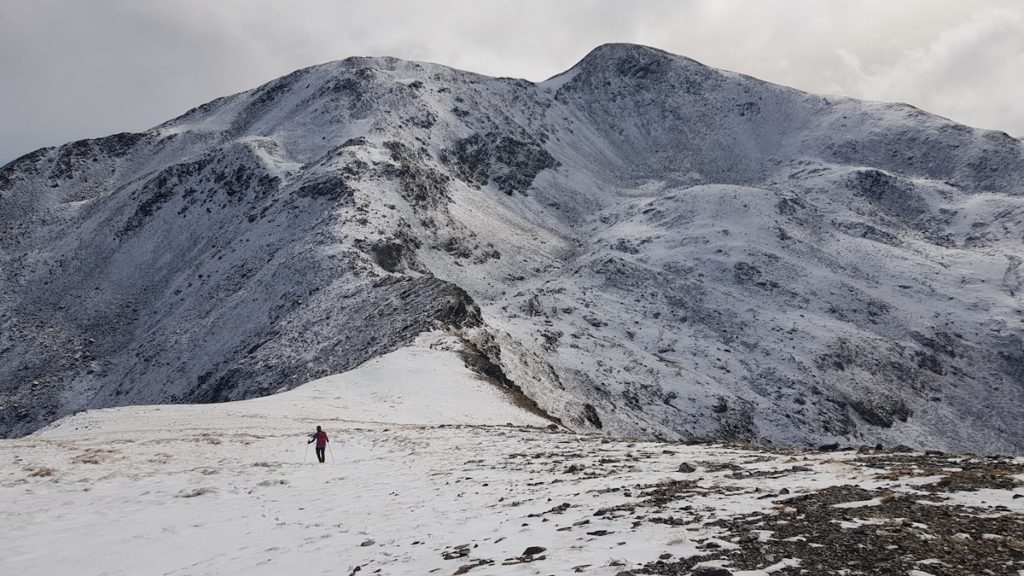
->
[2,44,1022,453]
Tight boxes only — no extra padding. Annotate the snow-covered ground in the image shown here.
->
[3,334,1021,575]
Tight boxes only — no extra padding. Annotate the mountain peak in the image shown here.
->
[543,42,719,92]
[580,42,671,60]
[568,43,708,74]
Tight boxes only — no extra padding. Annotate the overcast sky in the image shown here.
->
[2,0,1022,164]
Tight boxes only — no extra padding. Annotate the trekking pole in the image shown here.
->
[303,441,309,464]
[327,442,336,464]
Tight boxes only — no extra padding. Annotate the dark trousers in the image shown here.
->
[316,446,326,463]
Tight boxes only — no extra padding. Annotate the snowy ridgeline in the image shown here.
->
[1,338,1022,576]
[1,43,1023,453]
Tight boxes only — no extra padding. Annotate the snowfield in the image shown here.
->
[3,335,1022,575]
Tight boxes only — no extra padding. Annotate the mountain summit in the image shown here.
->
[2,44,1022,453]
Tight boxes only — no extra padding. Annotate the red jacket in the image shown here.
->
[313,431,328,447]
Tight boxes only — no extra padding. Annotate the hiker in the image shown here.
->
[308,425,329,463]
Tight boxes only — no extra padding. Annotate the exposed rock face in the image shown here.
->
[441,132,559,195]
[2,44,1023,453]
